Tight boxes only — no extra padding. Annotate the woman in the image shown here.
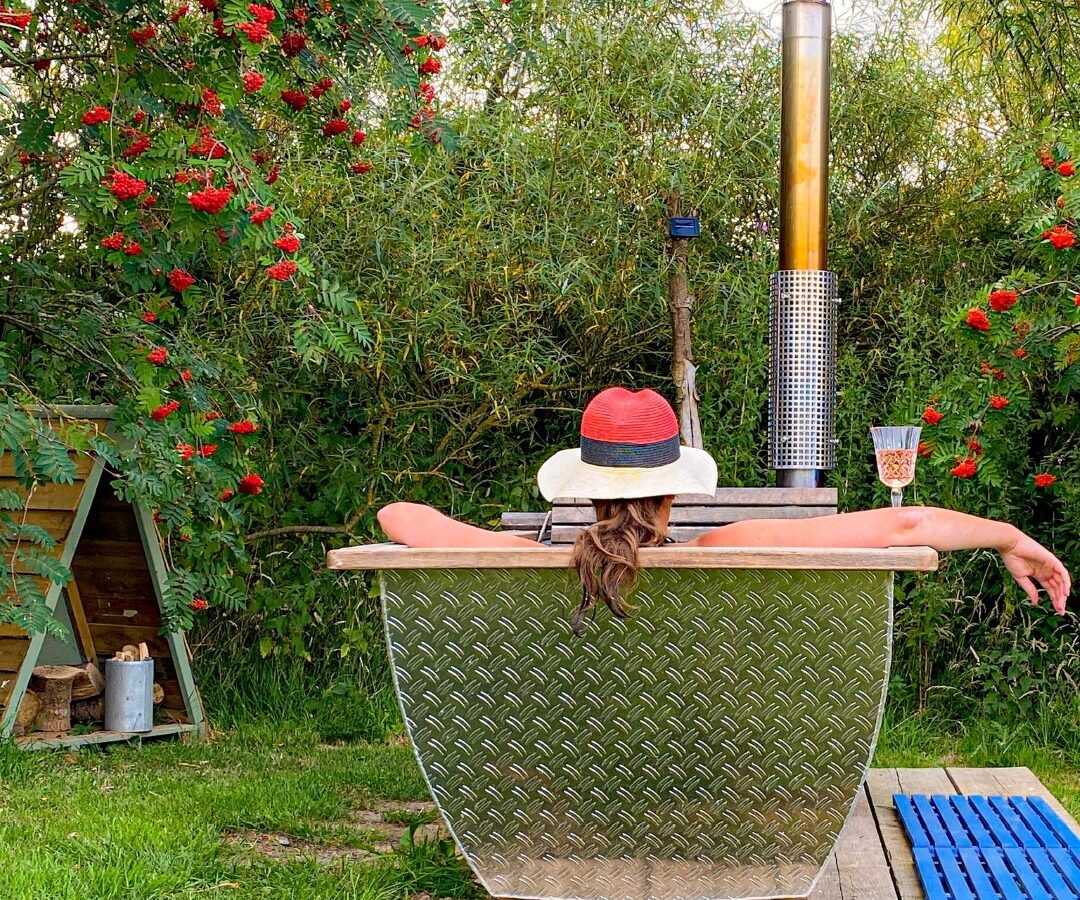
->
[379,387,1071,632]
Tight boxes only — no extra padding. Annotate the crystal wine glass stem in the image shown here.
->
[890,488,903,508]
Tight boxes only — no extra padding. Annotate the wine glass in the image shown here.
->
[870,426,921,507]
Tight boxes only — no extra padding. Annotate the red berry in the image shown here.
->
[130,24,157,45]
[248,3,276,24]
[266,259,298,280]
[988,289,1018,312]
[187,186,233,214]
[237,473,265,495]
[81,106,111,126]
[965,308,990,331]
[106,170,148,201]
[273,233,301,253]
[921,406,944,426]
[280,31,306,57]
[168,268,197,292]
[322,118,349,138]
[242,71,265,93]
[280,89,309,111]
[237,20,270,42]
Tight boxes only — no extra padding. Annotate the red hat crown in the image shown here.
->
[579,388,680,468]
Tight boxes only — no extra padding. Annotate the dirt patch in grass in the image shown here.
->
[226,800,447,865]
[226,829,387,864]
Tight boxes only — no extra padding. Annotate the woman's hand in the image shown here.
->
[1000,531,1072,614]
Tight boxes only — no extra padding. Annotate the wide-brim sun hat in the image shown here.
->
[536,387,718,501]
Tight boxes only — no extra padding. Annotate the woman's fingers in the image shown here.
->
[1016,574,1041,607]
[1045,561,1070,612]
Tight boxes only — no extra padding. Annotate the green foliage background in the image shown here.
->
[4,0,1080,733]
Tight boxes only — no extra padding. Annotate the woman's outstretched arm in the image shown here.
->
[377,502,540,548]
[693,506,1071,613]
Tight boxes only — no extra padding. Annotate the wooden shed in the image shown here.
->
[0,405,205,749]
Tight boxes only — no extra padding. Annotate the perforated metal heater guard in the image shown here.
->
[381,565,893,900]
[769,270,839,471]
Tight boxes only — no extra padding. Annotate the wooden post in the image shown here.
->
[665,189,703,449]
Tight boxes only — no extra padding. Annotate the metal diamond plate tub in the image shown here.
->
[379,563,894,900]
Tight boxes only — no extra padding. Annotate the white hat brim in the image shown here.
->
[536,446,718,501]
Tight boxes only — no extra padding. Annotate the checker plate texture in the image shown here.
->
[382,567,893,900]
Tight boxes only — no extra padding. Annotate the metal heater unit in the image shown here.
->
[770,0,839,488]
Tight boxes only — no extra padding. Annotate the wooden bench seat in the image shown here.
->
[500,486,838,543]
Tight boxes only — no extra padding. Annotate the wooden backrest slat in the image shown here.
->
[498,487,839,541]
[552,505,835,525]
[550,522,829,543]
[500,512,549,530]
[553,487,837,507]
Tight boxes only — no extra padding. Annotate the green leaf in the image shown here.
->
[17,105,56,153]
[14,550,71,585]
[32,431,78,484]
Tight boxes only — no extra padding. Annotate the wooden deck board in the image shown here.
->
[833,787,900,898]
[810,854,843,899]
[865,769,924,900]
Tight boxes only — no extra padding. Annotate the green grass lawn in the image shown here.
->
[3,708,1080,900]
[0,723,477,900]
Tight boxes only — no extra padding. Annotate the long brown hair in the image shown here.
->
[568,496,668,635]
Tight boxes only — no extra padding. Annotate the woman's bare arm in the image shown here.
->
[377,502,540,548]
[693,506,1071,613]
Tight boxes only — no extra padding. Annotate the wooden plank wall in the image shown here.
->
[0,452,96,710]
[70,477,188,721]
[501,487,839,544]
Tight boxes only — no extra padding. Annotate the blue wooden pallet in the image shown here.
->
[894,793,1080,898]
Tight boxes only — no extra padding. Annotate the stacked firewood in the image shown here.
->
[11,645,164,736]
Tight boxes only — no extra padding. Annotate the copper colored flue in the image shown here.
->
[778,0,831,271]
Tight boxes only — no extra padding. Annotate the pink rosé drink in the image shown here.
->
[870,426,921,507]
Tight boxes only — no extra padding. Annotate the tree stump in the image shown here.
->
[30,665,80,733]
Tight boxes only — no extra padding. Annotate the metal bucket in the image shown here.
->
[104,659,154,732]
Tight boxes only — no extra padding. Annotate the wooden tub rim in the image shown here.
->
[327,543,938,572]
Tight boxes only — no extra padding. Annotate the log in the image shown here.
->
[29,665,78,732]
[12,690,42,737]
[69,661,104,701]
[71,695,104,724]
[152,682,164,706]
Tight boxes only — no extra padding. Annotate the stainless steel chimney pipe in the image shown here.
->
[769,0,838,488]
